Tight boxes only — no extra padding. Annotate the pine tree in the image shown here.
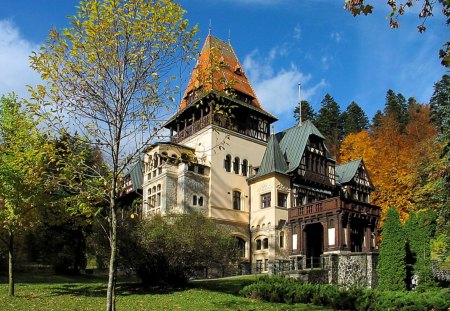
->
[377,207,406,291]
[371,110,384,130]
[342,101,369,136]
[430,74,450,139]
[293,100,316,123]
[384,89,408,132]
[315,94,343,159]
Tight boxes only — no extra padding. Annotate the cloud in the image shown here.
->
[293,25,302,40]
[0,19,41,99]
[330,31,342,43]
[243,50,326,117]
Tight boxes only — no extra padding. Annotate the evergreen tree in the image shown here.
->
[377,207,406,291]
[342,101,369,136]
[428,74,450,264]
[384,89,408,132]
[293,100,316,123]
[315,93,343,159]
[404,212,436,291]
[371,109,384,130]
[430,74,450,139]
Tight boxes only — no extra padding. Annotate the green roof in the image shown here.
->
[278,120,326,173]
[251,134,289,180]
[124,159,143,191]
[335,159,361,184]
[250,120,329,180]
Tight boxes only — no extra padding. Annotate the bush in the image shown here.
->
[119,212,238,286]
[240,275,450,310]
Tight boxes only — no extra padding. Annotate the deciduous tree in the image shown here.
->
[29,1,197,309]
[343,0,450,66]
[0,94,49,296]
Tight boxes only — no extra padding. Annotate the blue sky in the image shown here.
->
[1,0,448,131]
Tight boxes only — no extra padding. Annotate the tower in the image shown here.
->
[143,35,277,264]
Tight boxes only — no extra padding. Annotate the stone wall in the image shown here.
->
[432,261,450,284]
[322,253,378,288]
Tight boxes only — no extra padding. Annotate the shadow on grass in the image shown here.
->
[48,281,190,298]
[0,271,108,285]
[190,275,257,295]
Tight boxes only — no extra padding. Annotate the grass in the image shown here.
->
[0,272,330,311]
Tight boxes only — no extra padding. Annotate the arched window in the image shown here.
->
[198,196,204,206]
[153,152,158,167]
[241,159,248,176]
[224,154,231,172]
[233,191,241,210]
[233,157,240,174]
[256,239,261,250]
[263,238,269,249]
[279,232,285,248]
[235,237,245,257]
[193,195,198,206]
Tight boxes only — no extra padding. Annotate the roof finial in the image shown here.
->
[228,29,231,45]
[208,19,212,36]
[298,83,302,126]
[271,125,275,136]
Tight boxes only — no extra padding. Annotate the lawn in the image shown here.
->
[0,272,330,310]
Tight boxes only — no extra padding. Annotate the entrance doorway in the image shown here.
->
[304,223,323,268]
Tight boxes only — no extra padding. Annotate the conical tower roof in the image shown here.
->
[251,133,289,180]
[179,35,264,111]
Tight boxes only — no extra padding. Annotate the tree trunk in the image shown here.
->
[106,197,117,311]
[8,227,14,297]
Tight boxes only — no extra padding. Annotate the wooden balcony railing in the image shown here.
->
[289,197,380,218]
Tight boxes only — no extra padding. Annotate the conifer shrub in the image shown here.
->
[377,207,407,291]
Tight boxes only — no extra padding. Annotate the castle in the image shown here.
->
[125,35,381,286]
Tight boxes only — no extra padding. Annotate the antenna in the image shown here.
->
[298,83,302,126]
[271,125,275,136]
[208,19,212,35]
[228,29,231,45]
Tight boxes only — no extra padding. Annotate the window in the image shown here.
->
[279,232,285,248]
[241,159,248,176]
[224,154,231,172]
[233,191,241,210]
[198,196,204,206]
[261,193,271,208]
[264,259,269,271]
[235,237,245,257]
[197,166,205,175]
[193,195,198,206]
[256,260,263,273]
[188,164,195,172]
[278,192,288,208]
[263,238,269,249]
[233,157,240,174]
[256,239,261,250]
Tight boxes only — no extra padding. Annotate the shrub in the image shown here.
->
[240,275,450,310]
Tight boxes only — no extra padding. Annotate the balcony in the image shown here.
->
[289,197,380,219]
[170,114,212,144]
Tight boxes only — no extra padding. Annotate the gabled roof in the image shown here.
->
[179,35,266,112]
[250,133,289,180]
[250,120,330,181]
[335,159,361,184]
[124,158,143,191]
[278,120,327,173]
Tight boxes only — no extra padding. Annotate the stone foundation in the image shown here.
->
[322,252,378,288]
